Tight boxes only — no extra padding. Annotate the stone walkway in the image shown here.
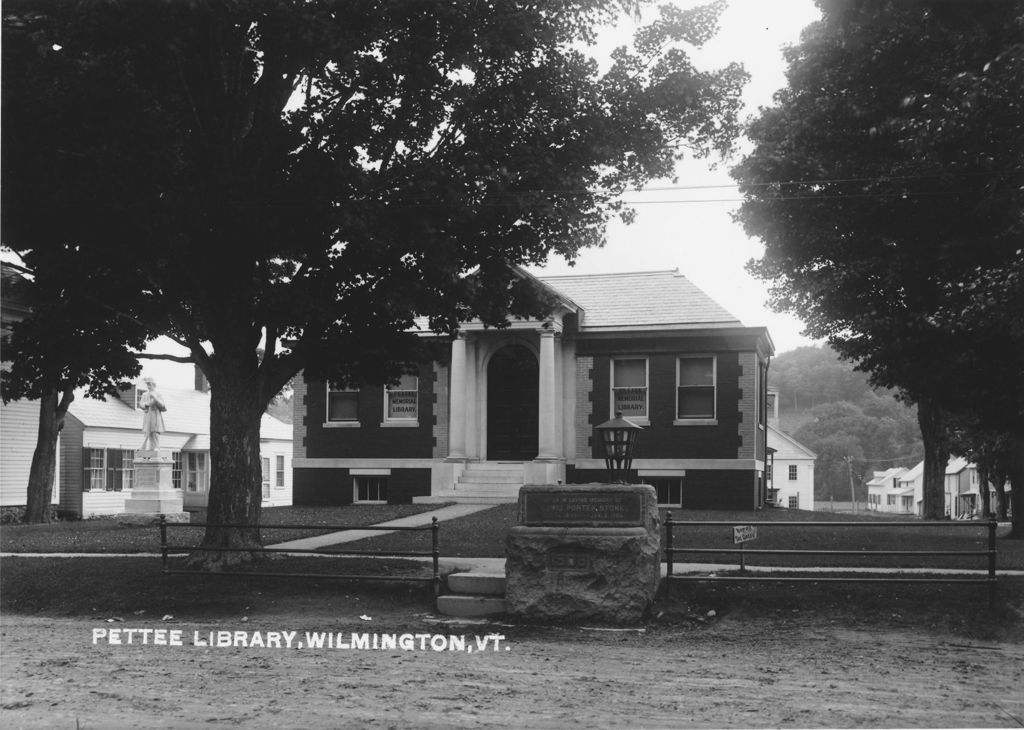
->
[263,503,495,551]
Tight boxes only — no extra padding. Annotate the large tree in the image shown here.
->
[732,0,1024,530]
[3,0,748,564]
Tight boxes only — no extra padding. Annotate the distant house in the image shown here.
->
[866,467,908,513]
[293,268,775,510]
[763,388,816,510]
[59,371,293,517]
[766,424,816,510]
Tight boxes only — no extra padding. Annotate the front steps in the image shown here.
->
[436,572,508,618]
[415,462,524,504]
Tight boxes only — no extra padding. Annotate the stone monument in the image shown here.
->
[122,377,188,523]
[505,483,661,624]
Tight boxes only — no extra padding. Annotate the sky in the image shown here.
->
[532,0,823,355]
[139,0,826,390]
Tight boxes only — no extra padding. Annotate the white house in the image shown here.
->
[866,467,908,513]
[766,424,816,510]
[58,374,293,517]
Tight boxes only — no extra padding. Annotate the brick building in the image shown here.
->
[292,268,774,510]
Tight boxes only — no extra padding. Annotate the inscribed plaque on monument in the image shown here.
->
[523,491,643,526]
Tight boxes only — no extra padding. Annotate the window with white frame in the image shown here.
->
[261,457,271,498]
[647,478,683,507]
[120,450,135,491]
[788,464,798,481]
[275,455,285,488]
[788,495,799,509]
[186,452,208,493]
[384,374,418,423]
[676,356,716,420]
[327,386,359,422]
[354,476,388,504]
[766,464,773,482]
[171,452,182,490]
[611,358,648,421]
[85,448,106,491]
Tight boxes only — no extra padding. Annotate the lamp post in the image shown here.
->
[595,412,643,484]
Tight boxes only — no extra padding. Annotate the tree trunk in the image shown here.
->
[917,397,949,520]
[977,462,992,518]
[992,475,1008,521]
[23,388,72,523]
[191,375,268,570]
[1006,431,1024,539]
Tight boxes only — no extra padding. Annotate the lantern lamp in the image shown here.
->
[594,412,643,484]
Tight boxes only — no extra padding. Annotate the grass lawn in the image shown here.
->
[350,505,1024,571]
[0,503,449,554]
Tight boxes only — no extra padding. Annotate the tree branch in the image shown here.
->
[138,353,195,363]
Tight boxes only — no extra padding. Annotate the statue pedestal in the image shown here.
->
[505,484,661,624]
[121,449,189,523]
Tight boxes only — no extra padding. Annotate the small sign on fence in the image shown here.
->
[733,525,757,544]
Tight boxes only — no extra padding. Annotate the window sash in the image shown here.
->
[788,465,798,481]
[355,476,388,503]
[275,455,285,488]
[385,374,418,421]
[327,389,359,422]
[677,357,716,419]
[611,359,647,419]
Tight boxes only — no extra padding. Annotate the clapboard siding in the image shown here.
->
[0,400,60,507]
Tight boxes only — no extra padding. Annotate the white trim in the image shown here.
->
[322,421,361,428]
[350,468,392,476]
[673,418,718,426]
[638,469,687,477]
[379,421,419,428]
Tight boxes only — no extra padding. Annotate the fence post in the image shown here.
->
[431,516,440,596]
[739,540,745,573]
[159,514,168,572]
[664,511,673,598]
[988,518,998,609]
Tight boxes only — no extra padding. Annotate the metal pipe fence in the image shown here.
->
[159,515,442,595]
[663,514,999,608]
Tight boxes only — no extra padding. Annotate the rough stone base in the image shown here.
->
[505,526,660,624]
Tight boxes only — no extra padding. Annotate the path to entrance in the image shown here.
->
[264,503,496,551]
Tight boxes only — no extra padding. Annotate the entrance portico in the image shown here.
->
[432,317,572,499]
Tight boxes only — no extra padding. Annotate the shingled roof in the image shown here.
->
[538,269,741,331]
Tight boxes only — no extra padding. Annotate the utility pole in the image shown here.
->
[846,456,857,513]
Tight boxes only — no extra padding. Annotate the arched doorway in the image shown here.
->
[487,345,538,460]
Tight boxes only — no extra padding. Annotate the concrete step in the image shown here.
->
[448,572,506,596]
[462,462,525,472]
[458,473,522,484]
[436,594,508,618]
[416,492,516,504]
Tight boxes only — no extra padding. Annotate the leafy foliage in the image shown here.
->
[2,1,748,552]
[732,0,1024,527]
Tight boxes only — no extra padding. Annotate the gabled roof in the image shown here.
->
[767,424,817,460]
[898,461,925,484]
[945,456,971,475]
[866,467,907,488]
[68,386,292,442]
[538,270,741,331]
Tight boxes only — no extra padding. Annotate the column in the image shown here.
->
[537,328,559,460]
[447,334,467,460]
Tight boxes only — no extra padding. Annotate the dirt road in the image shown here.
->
[3,607,1023,729]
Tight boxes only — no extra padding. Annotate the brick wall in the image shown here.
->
[575,356,594,459]
[737,352,756,459]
